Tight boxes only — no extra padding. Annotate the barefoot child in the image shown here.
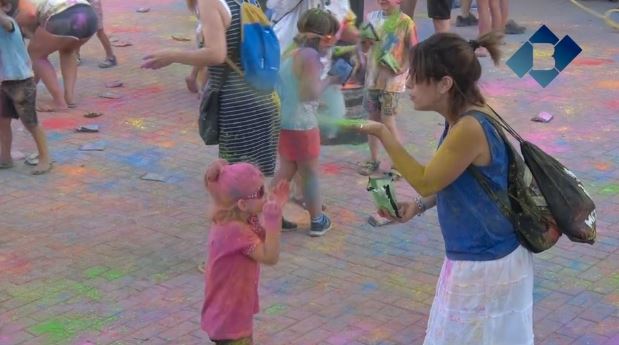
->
[202,160,288,345]
[358,0,417,178]
[0,0,52,175]
[272,8,344,237]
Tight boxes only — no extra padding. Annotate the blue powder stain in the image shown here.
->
[88,180,119,192]
[47,132,66,142]
[51,149,90,164]
[113,148,165,170]
[361,282,378,293]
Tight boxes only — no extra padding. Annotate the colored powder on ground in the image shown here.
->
[42,118,79,130]
[601,184,619,195]
[572,58,615,66]
[596,80,619,90]
[29,315,118,344]
[265,304,287,316]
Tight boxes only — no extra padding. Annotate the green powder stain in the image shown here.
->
[7,279,103,305]
[601,184,619,195]
[101,269,125,281]
[29,315,118,344]
[265,304,287,316]
[151,273,168,283]
[84,266,109,279]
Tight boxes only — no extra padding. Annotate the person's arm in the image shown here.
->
[295,48,337,102]
[361,115,487,197]
[141,0,230,69]
[247,201,282,265]
[0,11,15,32]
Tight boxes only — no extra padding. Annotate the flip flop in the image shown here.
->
[105,80,123,88]
[31,162,53,175]
[84,112,103,118]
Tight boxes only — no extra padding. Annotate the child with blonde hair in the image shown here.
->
[201,159,288,345]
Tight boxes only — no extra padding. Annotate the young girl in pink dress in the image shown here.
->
[201,159,289,345]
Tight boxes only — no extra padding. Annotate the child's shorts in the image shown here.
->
[88,0,104,30]
[428,0,452,20]
[0,78,38,126]
[364,90,401,117]
[279,128,320,161]
[212,337,252,345]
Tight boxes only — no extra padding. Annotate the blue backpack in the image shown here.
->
[226,0,280,91]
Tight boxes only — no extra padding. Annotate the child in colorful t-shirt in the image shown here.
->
[201,159,288,345]
[358,0,418,177]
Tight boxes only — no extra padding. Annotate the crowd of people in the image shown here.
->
[1,0,535,344]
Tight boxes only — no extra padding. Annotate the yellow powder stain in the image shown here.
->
[125,118,146,130]
[596,80,619,89]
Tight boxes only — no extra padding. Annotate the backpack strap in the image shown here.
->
[464,110,516,221]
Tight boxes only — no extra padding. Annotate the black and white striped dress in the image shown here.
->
[206,0,280,176]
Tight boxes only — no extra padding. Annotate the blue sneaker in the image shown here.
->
[310,214,332,237]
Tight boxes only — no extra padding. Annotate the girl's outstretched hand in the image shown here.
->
[260,199,283,233]
[270,180,290,209]
[351,120,387,138]
[141,50,175,70]
[377,202,419,223]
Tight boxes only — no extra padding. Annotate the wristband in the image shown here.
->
[415,196,426,216]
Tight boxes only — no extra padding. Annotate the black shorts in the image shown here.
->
[0,78,38,126]
[45,4,98,39]
[428,0,452,20]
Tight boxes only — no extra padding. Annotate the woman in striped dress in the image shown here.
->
[142,0,280,177]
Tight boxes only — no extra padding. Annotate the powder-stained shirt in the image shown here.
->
[0,18,34,82]
[201,218,264,340]
[364,10,418,93]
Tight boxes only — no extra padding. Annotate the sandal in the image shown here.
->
[98,56,118,69]
[31,162,53,175]
[358,160,380,176]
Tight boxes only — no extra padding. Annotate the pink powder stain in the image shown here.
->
[606,100,619,111]
[129,86,164,99]
[321,162,344,175]
[0,253,32,275]
[479,81,512,97]
[109,25,145,33]
[41,117,79,130]
[572,58,615,66]
[596,80,619,90]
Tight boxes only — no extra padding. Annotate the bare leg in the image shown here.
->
[0,117,12,166]
[96,30,115,59]
[401,0,418,18]
[59,38,90,107]
[23,122,51,174]
[489,0,503,31]
[28,28,74,111]
[461,0,472,16]
[186,67,200,93]
[433,19,451,33]
[499,0,509,27]
[368,110,381,163]
[297,158,322,219]
[477,0,492,35]
[381,114,402,168]
[271,155,298,189]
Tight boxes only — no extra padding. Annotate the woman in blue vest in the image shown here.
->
[356,31,534,345]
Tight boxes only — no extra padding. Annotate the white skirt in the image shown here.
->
[423,245,534,345]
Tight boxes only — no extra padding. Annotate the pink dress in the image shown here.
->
[201,217,265,340]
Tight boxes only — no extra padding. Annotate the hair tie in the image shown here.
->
[468,39,480,50]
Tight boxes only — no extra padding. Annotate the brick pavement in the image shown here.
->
[1,0,619,344]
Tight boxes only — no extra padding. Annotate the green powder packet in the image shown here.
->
[367,176,400,218]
